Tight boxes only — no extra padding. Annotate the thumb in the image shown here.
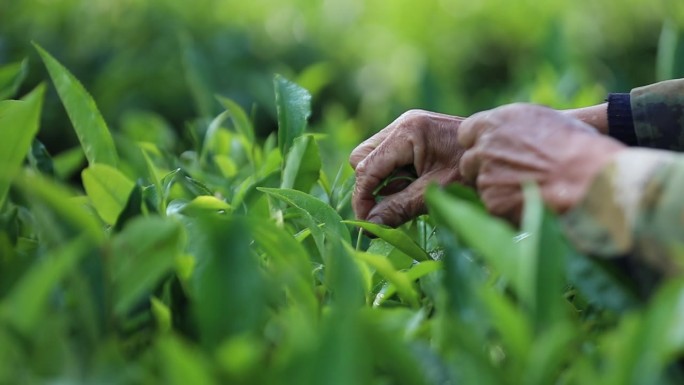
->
[365,178,430,228]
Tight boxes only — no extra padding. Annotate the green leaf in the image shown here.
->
[479,287,533,363]
[353,250,420,307]
[281,134,321,192]
[166,196,231,217]
[566,251,639,312]
[519,183,567,331]
[113,183,144,231]
[258,187,350,244]
[425,186,523,294]
[0,235,92,334]
[274,74,311,158]
[111,216,185,317]
[374,261,443,307]
[34,43,119,166]
[28,139,55,176]
[180,33,215,118]
[150,297,172,333]
[248,217,317,318]
[344,220,429,262]
[14,171,104,242]
[0,84,44,207]
[0,59,28,100]
[189,216,267,349]
[362,311,433,385]
[120,110,176,151]
[156,336,218,385]
[53,145,86,180]
[217,96,255,142]
[82,164,135,225]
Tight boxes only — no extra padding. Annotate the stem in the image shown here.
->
[355,228,364,251]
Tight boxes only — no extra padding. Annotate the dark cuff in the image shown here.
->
[607,93,638,146]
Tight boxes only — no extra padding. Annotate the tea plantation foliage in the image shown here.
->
[3,1,684,383]
[1,43,684,384]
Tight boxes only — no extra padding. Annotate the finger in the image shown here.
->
[457,110,496,148]
[350,113,414,169]
[479,185,523,223]
[349,132,388,169]
[366,177,431,228]
[458,148,482,186]
[352,136,416,220]
[475,160,544,189]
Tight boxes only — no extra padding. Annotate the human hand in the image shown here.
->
[350,109,465,227]
[458,103,626,222]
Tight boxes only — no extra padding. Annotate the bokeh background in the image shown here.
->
[2,0,684,161]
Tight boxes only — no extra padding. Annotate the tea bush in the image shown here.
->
[2,43,684,384]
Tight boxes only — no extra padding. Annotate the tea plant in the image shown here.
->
[1,45,684,384]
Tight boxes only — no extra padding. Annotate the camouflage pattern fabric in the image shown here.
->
[632,79,684,150]
[562,79,684,276]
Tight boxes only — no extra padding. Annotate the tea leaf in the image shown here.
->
[34,43,119,166]
[0,59,28,100]
[189,216,266,349]
[82,164,135,225]
[0,84,44,207]
[1,235,92,334]
[157,336,218,385]
[281,134,321,192]
[354,250,419,307]
[425,186,523,293]
[274,74,311,158]
[344,220,429,262]
[519,183,567,330]
[111,216,185,317]
[217,96,255,143]
[15,171,104,241]
[258,187,350,243]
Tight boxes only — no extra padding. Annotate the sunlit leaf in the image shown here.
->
[377,260,443,307]
[34,43,119,166]
[150,297,172,333]
[281,134,321,192]
[274,74,311,158]
[258,187,350,243]
[0,84,44,207]
[82,164,135,225]
[353,250,419,308]
[344,220,429,262]
[156,336,218,385]
[217,96,255,143]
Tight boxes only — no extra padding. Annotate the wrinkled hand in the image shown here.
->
[350,110,465,227]
[458,104,626,222]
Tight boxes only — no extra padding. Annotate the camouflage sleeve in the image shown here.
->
[561,148,684,276]
[631,79,684,150]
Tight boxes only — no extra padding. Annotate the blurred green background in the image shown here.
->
[1,0,683,156]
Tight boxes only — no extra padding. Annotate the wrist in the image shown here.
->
[562,103,609,135]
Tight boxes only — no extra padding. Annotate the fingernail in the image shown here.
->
[367,216,384,225]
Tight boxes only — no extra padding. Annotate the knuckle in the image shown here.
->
[355,160,368,176]
[400,109,430,127]
[385,199,412,223]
